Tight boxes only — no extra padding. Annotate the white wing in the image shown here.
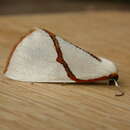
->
[4,28,117,82]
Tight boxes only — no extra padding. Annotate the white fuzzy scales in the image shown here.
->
[4,28,118,82]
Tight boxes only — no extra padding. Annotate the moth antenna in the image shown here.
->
[113,80,124,96]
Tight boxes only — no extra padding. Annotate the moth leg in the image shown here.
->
[109,79,115,85]
[108,79,124,96]
[113,79,124,96]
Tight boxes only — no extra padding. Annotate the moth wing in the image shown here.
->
[56,36,117,80]
[4,29,117,82]
[4,29,71,82]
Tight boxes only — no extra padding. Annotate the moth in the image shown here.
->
[4,28,124,96]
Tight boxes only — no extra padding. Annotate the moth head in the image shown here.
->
[99,57,118,80]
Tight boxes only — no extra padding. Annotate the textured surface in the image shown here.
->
[0,11,130,130]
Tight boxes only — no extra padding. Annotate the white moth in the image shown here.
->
[4,28,124,96]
